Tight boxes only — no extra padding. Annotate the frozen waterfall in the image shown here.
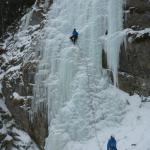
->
[32,0,126,149]
[104,0,124,86]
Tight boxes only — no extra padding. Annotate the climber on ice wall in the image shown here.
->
[70,28,78,44]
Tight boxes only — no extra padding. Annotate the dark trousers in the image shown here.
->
[109,147,117,150]
[70,35,78,44]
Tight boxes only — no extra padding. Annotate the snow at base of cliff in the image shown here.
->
[58,94,150,150]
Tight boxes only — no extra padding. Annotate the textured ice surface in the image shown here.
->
[31,0,126,149]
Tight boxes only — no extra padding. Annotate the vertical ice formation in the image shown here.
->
[32,0,126,149]
[32,0,109,114]
[104,0,124,86]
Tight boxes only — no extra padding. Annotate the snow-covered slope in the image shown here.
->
[54,94,150,150]
[117,96,150,150]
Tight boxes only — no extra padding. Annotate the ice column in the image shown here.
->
[104,0,124,86]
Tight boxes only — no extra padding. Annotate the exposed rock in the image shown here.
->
[124,0,150,29]
[1,61,47,149]
[2,135,14,150]
[0,132,7,142]
[0,99,38,150]
[0,48,7,55]
[0,0,53,148]
[117,0,150,96]
[119,29,150,96]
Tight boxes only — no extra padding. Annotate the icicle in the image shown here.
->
[104,0,124,86]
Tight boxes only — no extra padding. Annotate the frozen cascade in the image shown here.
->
[32,0,127,149]
[104,0,124,86]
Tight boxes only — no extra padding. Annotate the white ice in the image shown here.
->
[30,0,134,150]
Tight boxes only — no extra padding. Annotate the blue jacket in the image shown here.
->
[72,30,78,36]
[107,137,117,150]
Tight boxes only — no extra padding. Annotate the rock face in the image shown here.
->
[119,32,150,96]
[0,0,53,149]
[1,56,48,149]
[0,99,39,150]
[0,0,35,39]
[1,42,47,150]
[124,0,150,29]
[118,0,150,96]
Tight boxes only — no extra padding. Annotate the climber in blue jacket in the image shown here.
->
[107,135,117,150]
[70,28,78,44]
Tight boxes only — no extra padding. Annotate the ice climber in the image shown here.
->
[70,28,78,44]
[107,135,117,150]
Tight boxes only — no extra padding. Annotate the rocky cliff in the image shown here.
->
[0,0,52,149]
[118,0,150,97]
[0,98,39,150]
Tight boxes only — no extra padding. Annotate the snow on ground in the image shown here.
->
[125,28,150,43]
[12,127,39,150]
[127,28,150,36]
[118,95,150,150]
[62,94,150,150]
[13,92,23,100]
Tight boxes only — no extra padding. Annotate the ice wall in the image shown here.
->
[104,0,124,86]
[31,0,126,149]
